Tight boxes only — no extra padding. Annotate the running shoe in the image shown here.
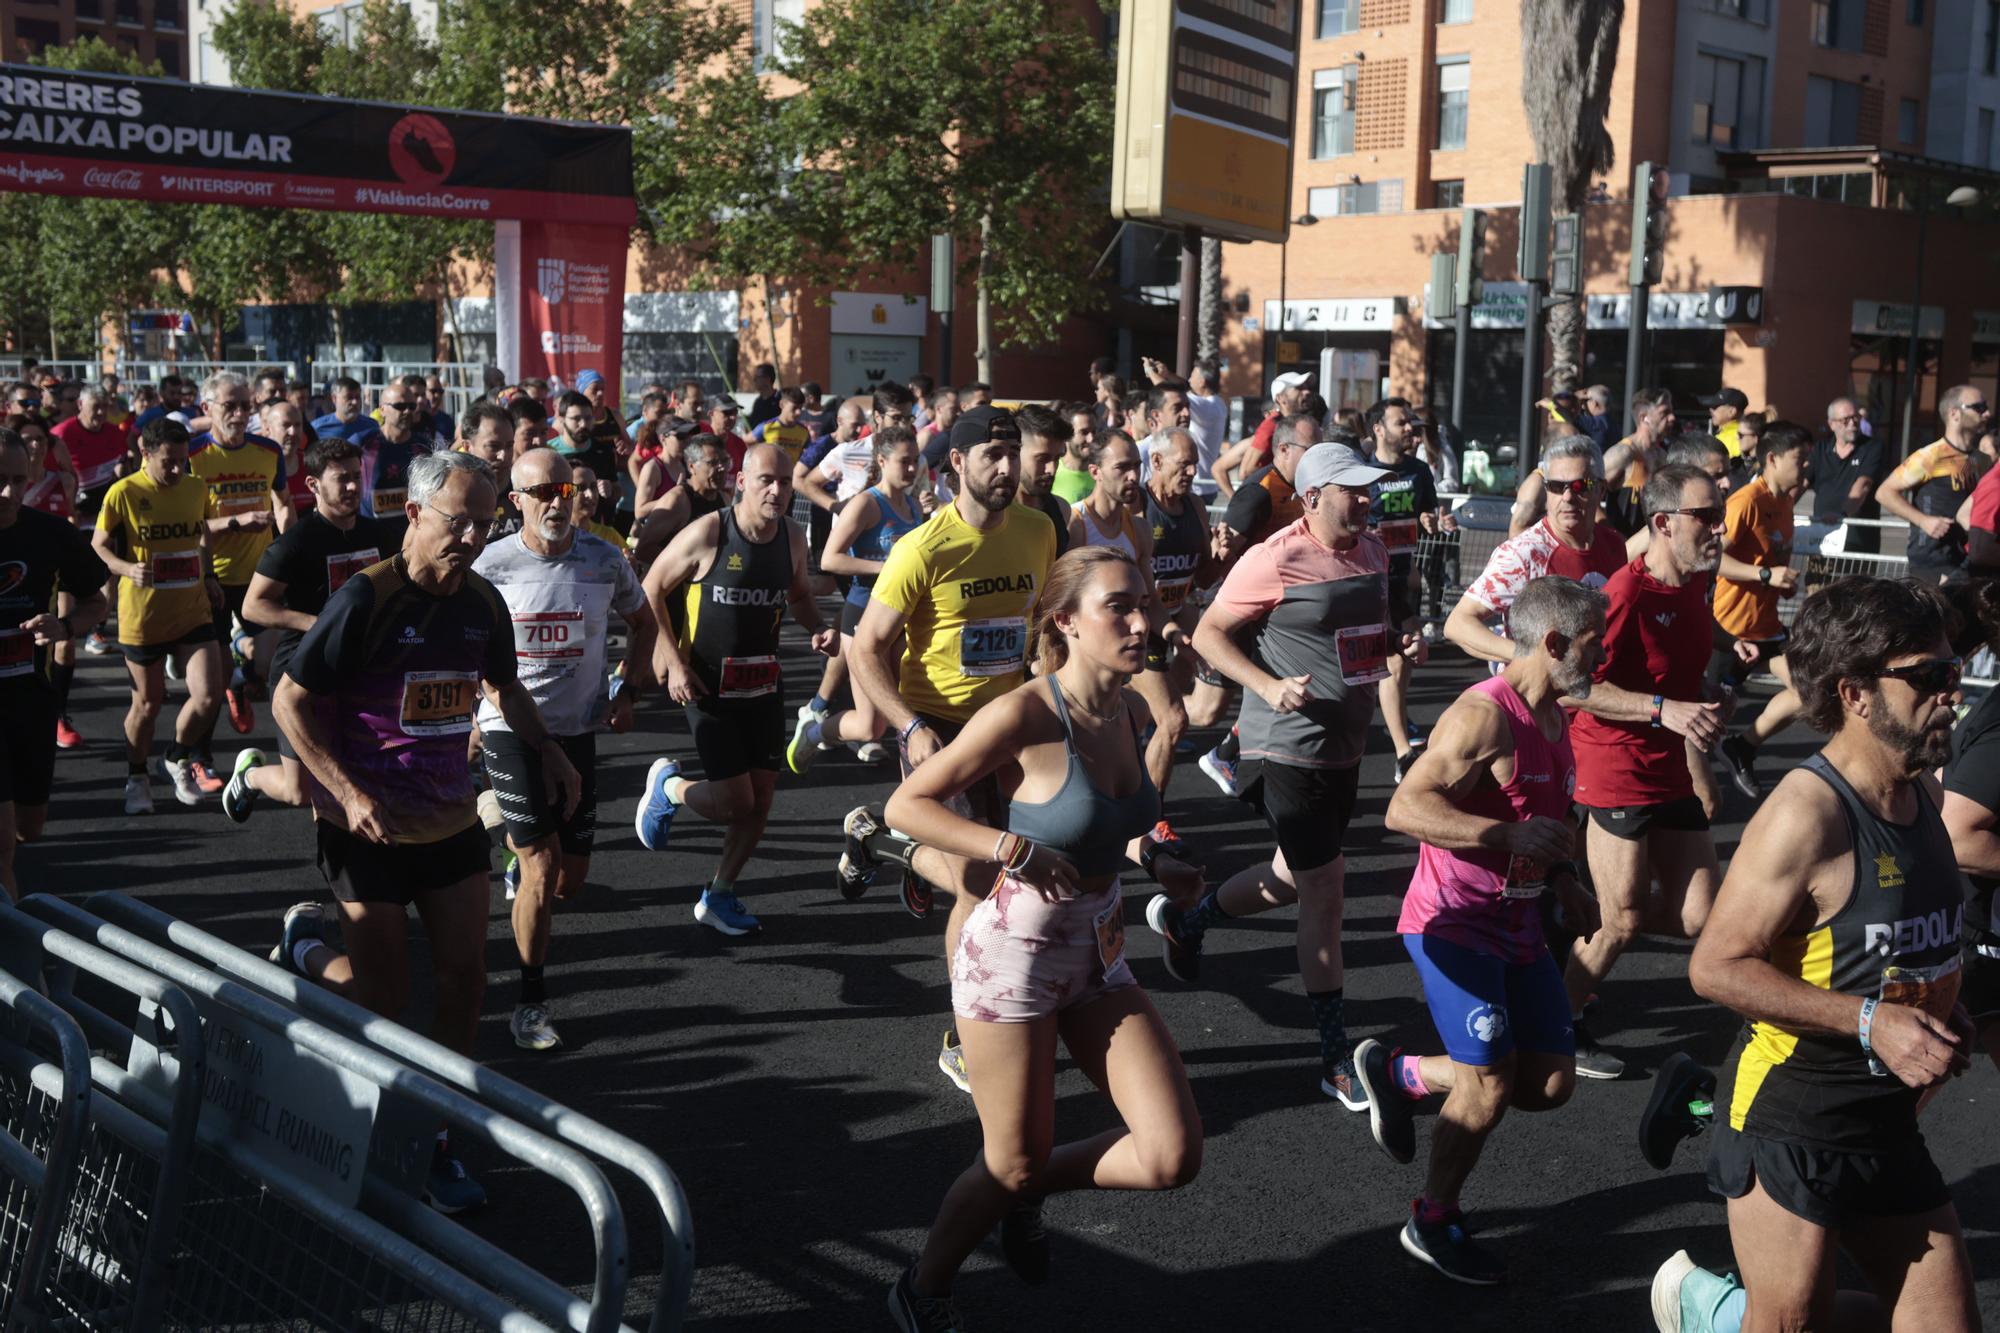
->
[998,1197,1051,1286]
[1394,750,1420,785]
[1321,1056,1368,1111]
[634,757,681,850]
[269,900,327,971]
[1143,893,1202,984]
[190,760,225,795]
[1354,1039,1415,1164]
[1572,1018,1627,1080]
[225,687,254,735]
[423,1147,488,1215]
[510,1002,561,1051]
[122,775,154,815]
[694,888,760,935]
[1173,734,1202,755]
[836,806,879,900]
[784,709,821,775]
[54,716,82,750]
[886,1266,964,1333]
[902,872,934,920]
[1639,1052,1715,1171]
[1651,1250,1741,1333]
[163,756,207,807]
[798,700,835,751]
[82,631,112,656]
[503,852,520,901]
[1401,1205,1504,1285]
[937,1030,970,1094]
[1717,734,1760,801]
[222,748,267,824]
[1197,745,1239,797]
[854,740,887,764]
[1407,721,1427,750]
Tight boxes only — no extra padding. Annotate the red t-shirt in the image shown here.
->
[1571,557,1714,807]
[1244,410,1281,470]
[50,417,129,496]
[1969,462,2000,537]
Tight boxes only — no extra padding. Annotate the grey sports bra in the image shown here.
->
[1005,676,1160,877]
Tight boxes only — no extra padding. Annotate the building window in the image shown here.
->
[1319,0,1359,37]
[1439,0,1472,22]
[155,37,181,76]
[1805,74,1863,145]
[115,0,142,25]
[753,0,805,71]
[1811,0,1864,49]
[1980,108,1996,167]
[156,0,182,28]
[1898,98,1921,145]
[1432,178,1464,209]
[1307,180,1404,216]
[14,18,60,55]
[316,0,367,45]
[1692,50,1762,148]
[1311,67,1356,158]
[1701,0,1768,19]
[1435,57,1469,150]
[1988,1,1999,74]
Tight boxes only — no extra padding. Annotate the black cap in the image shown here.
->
[949,405,1020,449]
[1699,387,1750,411]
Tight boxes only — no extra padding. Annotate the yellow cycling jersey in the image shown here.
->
[189,433,284,585]
[98,469,213,646]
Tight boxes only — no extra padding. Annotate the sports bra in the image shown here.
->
[1005,676,1160,877]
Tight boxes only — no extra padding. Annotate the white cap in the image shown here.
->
[1271,371,1315,394]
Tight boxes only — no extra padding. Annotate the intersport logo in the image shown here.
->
[83,167,142,191]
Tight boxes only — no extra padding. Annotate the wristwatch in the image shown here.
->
[1758,565,1772,585]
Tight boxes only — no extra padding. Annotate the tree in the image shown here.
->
[771,0,1115,378]
[1520,0,1624,395]
[1197,236,1224,365]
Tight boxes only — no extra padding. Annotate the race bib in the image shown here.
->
[1094,899,1126,972]
[372,487,408,516]
[1378,518,1420,553]
[959,616,1026,678]
[718,654,780,699]
[1335,622,1390,686]
[513,610,585,680]
[0,630,32,679]
[398,670,477,737]
[151,551,202,589]
[325,549,379,594]
[1157,577,1192,611]
[1501,854,1546,900]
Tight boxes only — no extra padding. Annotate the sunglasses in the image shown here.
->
[383,401,417,413]
[1546,477,1597,498]
[516,481,576,503]
[1877,656,1962,695]
[1961,402,1991,415]
[1667,506,1725,527]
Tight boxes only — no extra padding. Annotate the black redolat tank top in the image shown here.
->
[1716,753,1966,1152]
[684,505,792,704]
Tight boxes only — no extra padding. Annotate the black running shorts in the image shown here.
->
[117,620,218,668]
[1240,759,1358,874]
[314,819,490,906]
[1586,795,1710,840]
[0,685,57,807]
[686,696,785,781]
[481,730,599,855]
[1706,1120,1951,1230]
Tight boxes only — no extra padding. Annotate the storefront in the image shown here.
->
[1261,297,1399,407]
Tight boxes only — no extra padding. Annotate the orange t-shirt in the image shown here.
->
[1712,474,1791,641]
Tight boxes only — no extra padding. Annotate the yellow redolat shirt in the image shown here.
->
[98,469,212,646]
[189,433,284,585]
[870,501,1056,725]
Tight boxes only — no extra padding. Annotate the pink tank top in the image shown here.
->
[1397,674,1576,963]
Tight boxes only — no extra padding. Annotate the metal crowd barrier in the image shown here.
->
[0,965,93,1330]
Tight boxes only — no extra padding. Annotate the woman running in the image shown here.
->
[882,545,1204,1332]
[786,426,926,773]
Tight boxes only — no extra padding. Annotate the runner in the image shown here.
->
[883,546,1203,1333]
[1874,382,1989,583]
[1013,404,1074,558]
[508,396,550,458]
[574,370,630,531]
[1651,577,1978,1333]
[1939,578,2000,1069]
[1365,397,1439,783]
[0,428,108,896]
[1210,370,1312,499]
[1360,575,1606,1283]
[1443,437,1625,666]
[632,433,730,576]
[1065,430,1156,586]
[752,386,812,470]
[1133,427,1219,793]
[311,376,375,442]
[453,401,519,541]
[787,426,926,772]
[1524,387,1670,539]
[356,378,434,538]
[48,384,129,518]
[227,437,392,822]
[474,448,655,1050]
[794,397,876,734]
[1153,442,1407,1107]
[1709,423,1813,799]
[1050,402,1098,505]
[16,414,88,749]
[634,443,836,935]
[567,465,624,547]
[1562,462,1730,1079]
[91,418,227,812]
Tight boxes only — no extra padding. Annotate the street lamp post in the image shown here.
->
[1899,183,1981,455]
[1274,212,1320,380]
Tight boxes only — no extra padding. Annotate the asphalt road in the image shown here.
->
[27,628,2000,1331]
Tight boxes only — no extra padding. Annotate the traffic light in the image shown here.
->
[1629,161,1670,287]
[1518,163,1552,282]
[1430,253,1458,322]
[1455,207,1486,307]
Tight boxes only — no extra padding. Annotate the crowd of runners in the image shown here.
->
[1,356,1997,1332]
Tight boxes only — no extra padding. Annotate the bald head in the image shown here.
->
[743,442,786,475]
[511,447,572,488]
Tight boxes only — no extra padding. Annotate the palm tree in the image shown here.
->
[1197,235,1223,364]
[1520,0,1624,395]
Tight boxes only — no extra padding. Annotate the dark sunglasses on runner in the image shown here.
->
[1545,477,1597,498]
[1667,505,1725,527]
[1877,656,1962,695]
[516,481,576,503]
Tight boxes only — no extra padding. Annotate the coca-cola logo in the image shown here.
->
[83,168,143,191]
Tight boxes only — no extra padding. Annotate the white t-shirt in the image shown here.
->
[1186,393,1228,478]
[472,531,646,735]
[816,439,876,502]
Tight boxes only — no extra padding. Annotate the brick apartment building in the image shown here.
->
[3,0,189,78]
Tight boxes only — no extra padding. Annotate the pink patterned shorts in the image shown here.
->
[950,875,1136,1024]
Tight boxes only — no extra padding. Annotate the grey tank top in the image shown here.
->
[1005,676,1160,877]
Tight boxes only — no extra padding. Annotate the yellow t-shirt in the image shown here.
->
[1712,474,1791,641]
[189,433,284,586]
[755,419,812,469]
[870,501,1057,724]
[98,469,212,646]
[587,519,626,549]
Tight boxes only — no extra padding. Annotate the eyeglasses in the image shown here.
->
[383,401,417,413]
[1545,477,1597,498]
[425,502,487,536]
[1667,506,1725,527]
[1878,656,1962,695]
[516,481,576,503]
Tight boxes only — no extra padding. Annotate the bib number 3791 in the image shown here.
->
[399,670,477,737]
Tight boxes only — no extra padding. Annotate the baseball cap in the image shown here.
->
[1699,387,1749,411]
[949,405,1022,449]
[1272,371,1315,394]
[1294,443,1394,494]
[576,369,604,390]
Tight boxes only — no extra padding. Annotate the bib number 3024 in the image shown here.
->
[959,617,1026,678]
[399,670,477,737]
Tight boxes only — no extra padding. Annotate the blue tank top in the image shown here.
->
[1006,676,1160,877]
[845,485,925,606]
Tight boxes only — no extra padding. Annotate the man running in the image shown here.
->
[475,448,655,1050]
[1155,442,1407,1107]
[271,450,580,1215]
[47,384,129,721]
[1524,387,1671,539]
[1050,402,1097,505]
[1361,575,1606,1283]
[634,443,835,935]
[92,418,227,812]
[1875,382,1990,583]
[1365,397,1438,783]
[0,429,108,896]
[1562,463,1730,1078]
[1652,577,1978,1333]
[1940,580,2000,1070]
[227,438,391,823]
[1211,370,1311,499]
[1014,404,1074,557]
[1134,427,1219,793]
[632,433,730,575]
[311,377,375,442]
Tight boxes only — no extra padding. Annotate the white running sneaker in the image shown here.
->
[123,776,154,815]
[510,1003,562,1051]
[163,756,206,806]
[854,741,887,764]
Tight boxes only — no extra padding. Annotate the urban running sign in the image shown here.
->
[0,64,635,226]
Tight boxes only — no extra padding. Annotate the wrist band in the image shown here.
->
[898,717,929,745]
[1858,996,1878,1055]
[1004,837,1035,874]
[1648,694,1664,728]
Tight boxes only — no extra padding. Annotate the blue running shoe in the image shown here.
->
[694,888,760,935]
[635,758,680,850]
[1651,1250,1741,1333]
[423,1145,487,1215]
